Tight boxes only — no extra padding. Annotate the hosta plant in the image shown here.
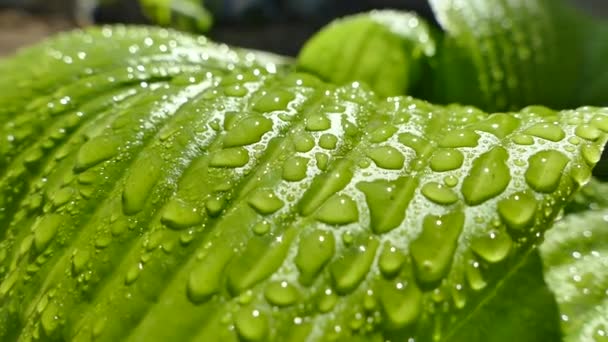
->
[1,0,608,341]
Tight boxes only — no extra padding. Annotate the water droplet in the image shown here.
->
[497,192,538,230]
[410,210,465,286]
[224,84,248,97]
[378,243,406,278]
[581,143,602,165]
[227,230,295,295]
[590,114,608,132]
[525,150,569,193]
[524,123,565,142]
[71,249,90,274]
[305,114,331,131]
[122,154,162,215]
[50,187,75,208]
[187,248,232,303]
[125,263,142,285]
[235,308,269,341]
[295,229,335,286]
[369,124,397,143]
[95,232,112,249]
[223,116,273,148]
[398,133,430,155]
[248,189,284,215]
[421,182,459,205]
[465,258,487,291]
[40,302,60,336]
[33,214,62,253]
[253,89,295,112]
[205,194,226,217]
[330,237,379,294]
[315,153,329,171]
[438,130,480,148]
[298,160,353,216]
[264,281,299,307]
[315,194,359,225]
[366,146,405,170]
[282,156,308,182]
[575,124,601,141]
[461,147,511,205]
[74,136,121,172]
[473,114,520,138]
[357,177,414,234]
[318,288,338,313]
[209,147,249,168]
[293,133,315,152]
[378,279,422,329]
[161,199,203,230]
[470,230,512,263]
[570,163,592,186]
[430,149,464,172]
[319,133,338,150]
[512,134,534,145]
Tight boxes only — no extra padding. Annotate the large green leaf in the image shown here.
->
[540,180,608,342]
[1,26,607,341]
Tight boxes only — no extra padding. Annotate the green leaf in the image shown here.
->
[297,10,436,97]
[1,27,608,341]
[541,194,608,341]
[139,0,213,32]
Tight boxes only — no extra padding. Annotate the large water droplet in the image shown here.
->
[209,147,249,168]
[315,194,359,225]
[525,150,569,193]
[235,308,269,341]
[524,123,565,142]
[430,149,464,172]
[161,198,203,230]
[298,160,353,216]
[74,135,121,172]
[319,133,338,150]
[421,182,459,205]
[295,229,335,286]
[305,114,331,131]
[461,147,511,205]
[264,281,299,307]
[366,146,405,170]
[410,210,465,286]
[330,237,379,294]
[369,124,397,143]
[122,154,162,215]
[223,116,273,147]
[378,279,422,329]
[378,243,406,278]
[293,133,315,152]
[187,248,231,304]
[357,177,414,234]
[33,214,62,253]
[575,124,601,141]
[497,191,537,230]
[282,156,308,182]
[470,230,512,263]
[248,189,284,215]
[438,130,480,148]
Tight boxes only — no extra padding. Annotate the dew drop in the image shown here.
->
[461,147,511,205]
[247,189,284,215]
[282,156,308,182]
[330,237,379,294]
[223,116,273,148]
[369,124,397,143]
[295,229,335,286]
[497,191,538,230]
[235,308,269,342]
[318,288,338,313]
[122,154,162,215]
[410,210,465,286]
[438,130,480,148]
[161,199,203,230]
[525,150,569,193]
[253,89,295,112]
[470,230,512,263]
[209,147,249,168]
[205,194,226,217]
[378,243,406,278]
[264,281,299,307]
[512,134,534,145]
[581,143,602,165]
[366,146,405,170]
[524,123,565,142]
[379,279,423,329]
[575,124,602,141]
[421,182,459,205]
[71,249,90,274]
[357,177,413,234]
[306,114,331,131]
[293,133,315,152]
[430,149,464,172]
[315,194,359,225]
[74,136,121,172]
[319,133,338,150]
[33,214,62,253]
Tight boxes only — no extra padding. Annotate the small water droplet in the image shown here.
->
[223,116,273,148]
[305,114,331,131]
[293,133,315,152]
[378,279,423,329]
[282,156,308,182]
[430,149,464,172]
[248,189,284,215]
[315,194,359,225]
[378,243,406,278]
[421,182,459,205]
[264,281,299,307]
[296,230,335,286]
[319,133,338,150]
[235,308,269,341]
[209,147,249,168]
[366,146,405,170]
[470,230,512,263]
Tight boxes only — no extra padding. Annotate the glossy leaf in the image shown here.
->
[1,26,607,341]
